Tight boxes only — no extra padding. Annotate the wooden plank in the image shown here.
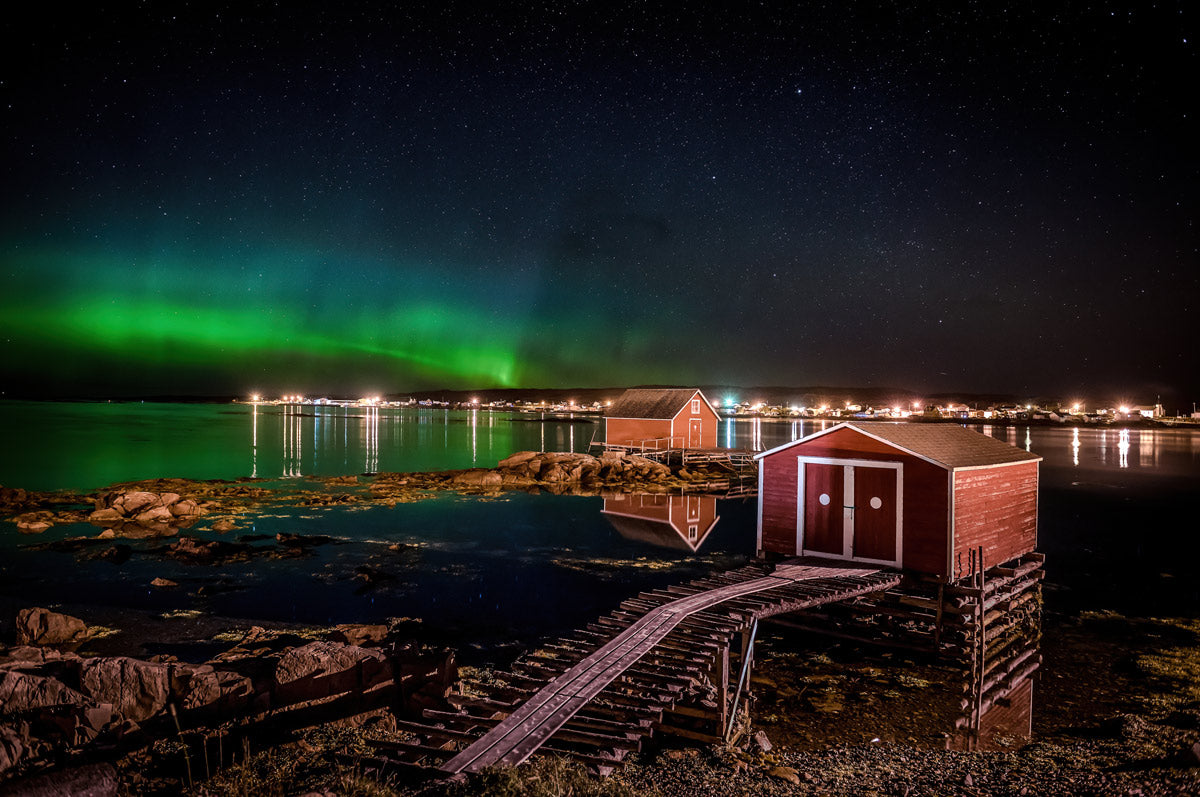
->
[440,561,897,774]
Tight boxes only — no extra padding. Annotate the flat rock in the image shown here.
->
[497,451,539,468]
[767,765,801,784]
[0,670,89,713]
[328,624,389,647]
[87,508,123,524]
[274,641,391,705]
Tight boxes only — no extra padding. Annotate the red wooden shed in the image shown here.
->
[754,422,1040,581]
[604,388,720,450]
[602,494,721,553]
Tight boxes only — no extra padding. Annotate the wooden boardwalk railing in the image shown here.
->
[361,559,902,775]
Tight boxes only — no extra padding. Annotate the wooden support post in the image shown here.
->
[934,581,945,654]
[715,635,731,733]
[725,619,758,741]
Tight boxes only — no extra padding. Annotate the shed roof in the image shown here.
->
[757,421,1042,469]
[606,388,709,420]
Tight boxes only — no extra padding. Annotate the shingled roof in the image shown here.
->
[606,388,709,419]
[760,421,1042,469]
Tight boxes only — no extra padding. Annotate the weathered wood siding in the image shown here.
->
[605,418,673,447]
[760,452,799,554]
[952,461,1039,577]
[759,426,950,576]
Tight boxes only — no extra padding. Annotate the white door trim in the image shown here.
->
[796,455,903,567]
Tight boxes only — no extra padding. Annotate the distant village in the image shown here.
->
[243,393,1189,424]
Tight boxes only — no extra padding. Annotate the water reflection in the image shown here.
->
[948,599,1040,751]
[251,404,258,478]
[282,402,303,477]
[364,406,379,473]
[255,412,1200,484]
[239,407,599,480]
[601,494,721,553]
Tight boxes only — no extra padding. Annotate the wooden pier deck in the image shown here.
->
[362,560,902,775]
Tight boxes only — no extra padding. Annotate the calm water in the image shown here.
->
[0,401,597,491]
[0,404,1197,658]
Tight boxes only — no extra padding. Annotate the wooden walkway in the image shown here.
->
[362,560,901,775]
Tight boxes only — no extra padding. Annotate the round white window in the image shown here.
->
[818,493,831,506]
[869,496,883,510]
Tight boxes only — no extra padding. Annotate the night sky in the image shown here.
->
[2,3,1195,401]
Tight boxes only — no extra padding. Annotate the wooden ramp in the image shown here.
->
[363,560,901,775]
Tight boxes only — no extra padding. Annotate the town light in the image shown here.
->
[251,394,260,402]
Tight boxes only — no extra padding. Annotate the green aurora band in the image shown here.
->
[0,243,684,396]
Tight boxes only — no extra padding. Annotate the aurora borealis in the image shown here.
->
[2,3,1196,400]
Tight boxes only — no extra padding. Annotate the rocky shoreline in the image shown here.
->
[0,604,1196,795]
[0,450,743,541]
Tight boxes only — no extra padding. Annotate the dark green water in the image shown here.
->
[0,401,598,491]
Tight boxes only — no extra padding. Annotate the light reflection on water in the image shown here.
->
[2,401,1198,492]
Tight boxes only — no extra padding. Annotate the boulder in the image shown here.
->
[499,472,538,487]
[169,499,202,517]
[87,507,123,525]
[0,486,31,510]
[538,463,567,482]
[0,722,31,778]
[112,491,160,517]
[134,506,174,525]
[178,666,254,715]
[273,641,392,705]
[0,646,81,672]
[0,670,89,713]
[13,512,53,533]
[497,451,539,469]
[158,493,181,507]
[150,577,178,588]
[15,608,89,647]
[79,657,171,722]
[328,624,389,647]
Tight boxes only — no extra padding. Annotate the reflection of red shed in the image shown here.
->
[949,675,1034,751]
[604,389,720,450]
[602,494,721,552]
[755,422,1041,580]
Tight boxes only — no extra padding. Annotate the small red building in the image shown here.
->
[602,494,721,553]
[605,388,720,450]
[755,422,1040,580]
